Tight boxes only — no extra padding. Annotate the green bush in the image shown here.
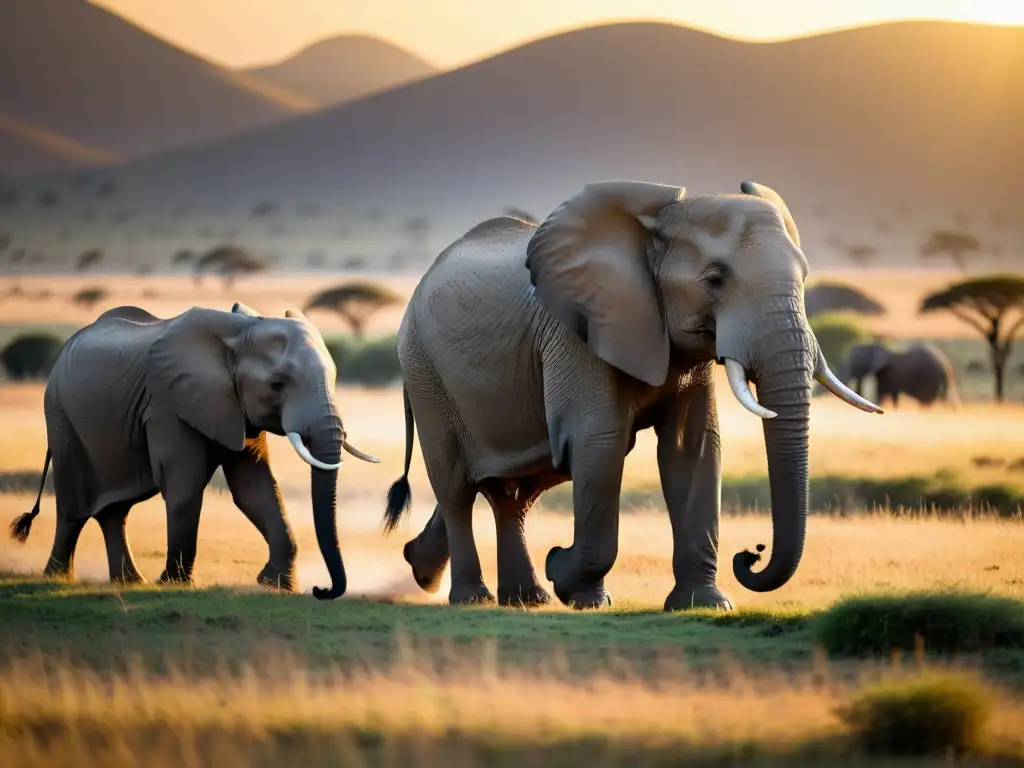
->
[836,673,992,756]
[814,591,1024,656]
[0,332,65,381]
[325,334,400,388]
[809,312,870,369]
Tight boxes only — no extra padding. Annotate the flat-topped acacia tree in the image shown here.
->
[920,274,1024,402]
[304,281,402,340]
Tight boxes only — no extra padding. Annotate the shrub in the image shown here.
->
[0,470,54,495]
[809,312,870,369]
[326,334,401,388]
[0,333,66,381]
[540,473,1024,518]
[814,591,1024,656]
[836,673,992,756]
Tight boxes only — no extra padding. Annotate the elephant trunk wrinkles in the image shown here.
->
[286,398,347,600]
[730,303,813,593]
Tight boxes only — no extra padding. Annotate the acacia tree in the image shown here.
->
[920,230,982,271]
[303,281,402,340]
[193,245,267,290]
[920,275,1024,402]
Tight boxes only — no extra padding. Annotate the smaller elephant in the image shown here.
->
[9,301,379,598]
[841,342,960,408]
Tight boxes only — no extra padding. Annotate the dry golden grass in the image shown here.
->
[2,652,1023,767]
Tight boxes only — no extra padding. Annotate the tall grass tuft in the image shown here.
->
[835,672,993,756]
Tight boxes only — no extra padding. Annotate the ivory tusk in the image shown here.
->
[723,358,778,419]
[814,366,885,414]
[287,432,343,470]
[343,439,381,464]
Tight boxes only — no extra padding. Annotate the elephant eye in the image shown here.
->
[704,266,728,290]
[269,380,286,392]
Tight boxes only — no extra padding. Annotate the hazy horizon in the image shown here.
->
[92,0,1024,69]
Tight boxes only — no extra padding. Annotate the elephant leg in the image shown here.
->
[544,432,627,610]
[655,384,734,612]
[95,501,145,584]
[43,515,88,580]
[402,505,450,593]
[483,480,551,607]
[440,492,493,605]
[220,435,298,592]
[43,425,92,581]
[153,433,215,586]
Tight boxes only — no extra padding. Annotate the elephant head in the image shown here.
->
[526,180,882,593]
[144,303,380,600]
[841,342,892,393]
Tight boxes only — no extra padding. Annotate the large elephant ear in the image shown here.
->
[144,307,257,452]
[526,181,685,387]
[740,181,801,247]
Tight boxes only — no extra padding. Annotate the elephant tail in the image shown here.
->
[10,449,50,543]
[382,386,415,534]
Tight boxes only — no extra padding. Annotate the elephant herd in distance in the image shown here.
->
[10,179,890,612]
[838,341,961,409]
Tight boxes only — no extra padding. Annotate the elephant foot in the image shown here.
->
[110,571,147,587]
[563,584,612,610]
[157,569,194,587]
[545,546,613,610]
[403,539,449,594]
[43,560,72,581]
[664,583,734,612]
[257,562,296,592]
[449,582,495,606]
[498,581,552,608]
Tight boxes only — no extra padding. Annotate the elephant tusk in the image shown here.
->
[814,365,885,414]
[343,439,381,464]
[287,432,343,470]
[723,358,777,419]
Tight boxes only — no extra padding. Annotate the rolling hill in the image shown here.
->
[0,0,313,171]
[243,35,438,106]
[0,114,119,175]
[6,20,1024,270]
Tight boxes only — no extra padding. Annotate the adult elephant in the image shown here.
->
[9,302,379,599]
[842,342,960,408]
[381,180,882,611]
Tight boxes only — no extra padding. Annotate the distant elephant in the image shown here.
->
[841,342,960,408]
[9,301,379,599]
[381,180,881,612]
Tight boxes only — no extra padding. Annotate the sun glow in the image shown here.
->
[92,0,1024,69]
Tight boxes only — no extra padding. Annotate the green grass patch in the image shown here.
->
[0,576,813,677]
[815,591,1024,656]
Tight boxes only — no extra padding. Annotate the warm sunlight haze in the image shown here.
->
[2,2,1023,766]
[92,0,1024,66]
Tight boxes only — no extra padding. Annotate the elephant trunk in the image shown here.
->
[739,341,813,593]
[284,400,347,600]
[717,294,813,593]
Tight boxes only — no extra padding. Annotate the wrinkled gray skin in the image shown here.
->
[383,180,881,611]
[9,302,378,599]
[842,342,960,408]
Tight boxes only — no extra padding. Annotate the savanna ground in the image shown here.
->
[1,270,1024,765]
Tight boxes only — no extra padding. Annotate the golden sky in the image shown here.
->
[93,0,1024,68]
